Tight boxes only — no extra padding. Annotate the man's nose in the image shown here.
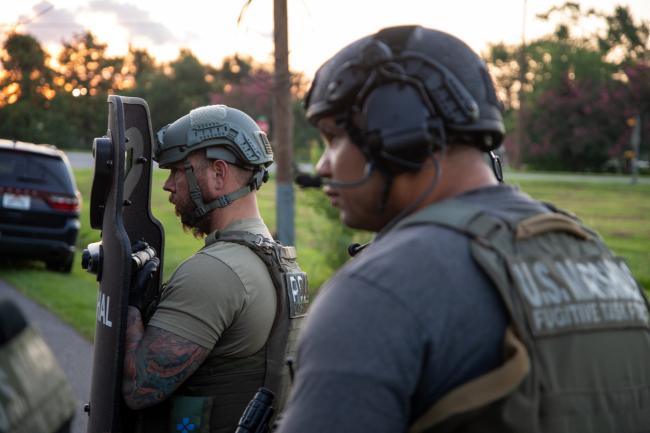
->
[315,152,330,177]
[162,175,174,192]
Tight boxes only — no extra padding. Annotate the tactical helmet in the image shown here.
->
[155,105,274,225]
[305,25,504,171]
[155,104,273,169]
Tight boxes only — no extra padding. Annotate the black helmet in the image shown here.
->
[305,25,504,171]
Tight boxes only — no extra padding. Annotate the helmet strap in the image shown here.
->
[377,166,394,213]
[376,155,443,239]
[183,159,268,225]
[489,151,504,183]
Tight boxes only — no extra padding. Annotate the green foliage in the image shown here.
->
[292,99,323,162]
[3,33,47,73]
[1,33,52,104]
[220,55,254,85]
[485,3,649,172]
[299,188,371,280]
[511,176,650,289]
[130,49,213,133]
[214,60,272,121]
[524,77,630,171]
[55,32,126,148]
[0,31,313,154]
[0,33,56,144]
[597,6,649,64]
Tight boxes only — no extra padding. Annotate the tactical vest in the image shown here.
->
[139,231,308,433]
[0,326,76,433]
[394,198,650,433]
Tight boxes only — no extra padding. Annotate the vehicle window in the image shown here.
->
[0,150,74,193]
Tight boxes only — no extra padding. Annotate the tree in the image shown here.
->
[525,77,630,171]
[127,47,157,84]
[597,6,649,65]
[0,33,55,105]
[485,2,649,171]
[292,98,322,163]
[124,48,216,135]
[54,32,129,148]
[0,33,56,143]
[214,65,273,120]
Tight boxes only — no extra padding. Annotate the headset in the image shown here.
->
[297,25,504,189]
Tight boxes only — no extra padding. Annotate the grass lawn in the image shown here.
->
[512,179,650,290]
[0,169,647,340]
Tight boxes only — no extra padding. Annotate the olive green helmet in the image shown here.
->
[155,104,274,169]
[154,105,274,225]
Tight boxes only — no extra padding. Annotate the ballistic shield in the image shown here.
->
[84,95,164,433]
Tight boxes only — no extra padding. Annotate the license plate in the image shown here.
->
[2,193,31,210]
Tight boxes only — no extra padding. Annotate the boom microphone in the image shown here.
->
[294,173,323,188]
[347,242,371,257]
[294,163,375,189]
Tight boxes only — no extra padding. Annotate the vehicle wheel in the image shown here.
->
[46,253,74,274]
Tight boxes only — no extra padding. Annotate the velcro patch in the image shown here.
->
[507,256,650,337]
[284,272,309,318]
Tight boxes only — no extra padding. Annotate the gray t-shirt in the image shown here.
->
[277,185,549,433]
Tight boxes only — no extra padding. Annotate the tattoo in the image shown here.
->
[122,307,210,409]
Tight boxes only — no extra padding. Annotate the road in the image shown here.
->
[0,280,91,433]
[65,151,94,169]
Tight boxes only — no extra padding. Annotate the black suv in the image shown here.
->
[0,139,81,273]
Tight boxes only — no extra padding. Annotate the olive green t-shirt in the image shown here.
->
[148,218,277,356]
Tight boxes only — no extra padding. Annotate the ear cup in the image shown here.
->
[361,82,436,167]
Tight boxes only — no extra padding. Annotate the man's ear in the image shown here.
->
[210,159,229,189]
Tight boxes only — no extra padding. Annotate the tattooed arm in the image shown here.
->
[122,306,210,410]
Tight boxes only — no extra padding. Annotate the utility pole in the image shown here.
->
[273,0,295,246]
[516,0,528,169]
[630,114,641,185]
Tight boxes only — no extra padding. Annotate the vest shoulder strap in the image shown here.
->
[392,198,594,252]
[389,198,506,240]
[214,231,309,413]
[217,231,298,261]
[409,326,530,433]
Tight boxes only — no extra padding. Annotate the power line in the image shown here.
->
[17,3,54,26]
[0,21,169,29]
[1,3,54,31]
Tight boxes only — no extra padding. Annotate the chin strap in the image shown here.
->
[489,151,504,183]
[378,169,394,213]
[183,159,268,225]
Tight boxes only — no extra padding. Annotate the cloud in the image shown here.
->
[19,0,176,52]
[22,1,85,44]
[84,0,175,45]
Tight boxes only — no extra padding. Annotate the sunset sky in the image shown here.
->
[2,0,649,77]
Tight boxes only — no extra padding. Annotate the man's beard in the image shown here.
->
[172,197,210,239]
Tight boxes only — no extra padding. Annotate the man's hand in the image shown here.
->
[129,243,160,312]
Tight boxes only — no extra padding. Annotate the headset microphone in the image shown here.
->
[347,242,371,257]
[294,163,375,189]
[294,173,323,188]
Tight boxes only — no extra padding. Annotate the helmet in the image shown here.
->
[305,25,504,172]
[155,105,273,224]
[155,104,273,169]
